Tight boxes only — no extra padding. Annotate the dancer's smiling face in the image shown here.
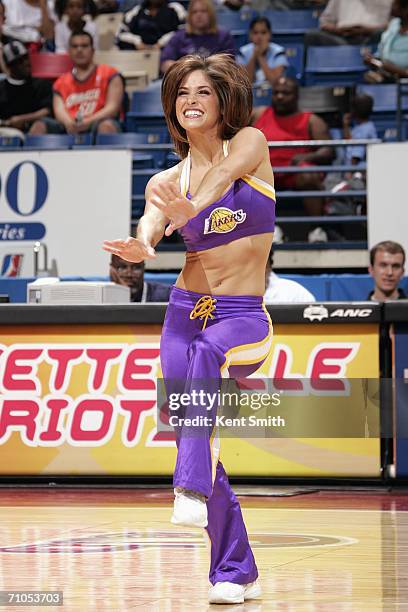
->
[175,70,220,134]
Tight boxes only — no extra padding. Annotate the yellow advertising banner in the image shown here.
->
[0,323,380,477]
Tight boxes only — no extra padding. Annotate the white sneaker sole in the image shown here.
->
[245,582,262,600]
[170,514,208,528]
[208,582,262,604]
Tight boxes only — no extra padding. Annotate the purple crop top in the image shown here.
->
[178,141,276,252]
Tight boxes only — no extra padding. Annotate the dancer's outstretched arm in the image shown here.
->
[103,167,180,261]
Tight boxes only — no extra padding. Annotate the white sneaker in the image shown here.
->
[308,226,328,243]
[208,580,262,604]
[273,224,285,244]
[171,489,208,528]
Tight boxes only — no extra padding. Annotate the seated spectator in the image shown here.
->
[2,0,55,47]
[323,93,376,217]
[31,31,123,137]
[0,40,52,137]
[364,0,408,83]
[368,240,406,300]
[251,76,334,217]
[0,1,15,73]
[117,0,184,51]
[54,0,98,53]
[237,17,288,86]
[305,0,392,47]
[264,248,316,302]
[110,254,171,302]
[342,94,377,165]
[161,0,235,73]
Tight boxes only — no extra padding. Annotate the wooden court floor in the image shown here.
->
[0,487,407,611]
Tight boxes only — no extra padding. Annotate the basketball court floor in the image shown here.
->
[0,487,407,610]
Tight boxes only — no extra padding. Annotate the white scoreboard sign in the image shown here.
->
[0,150,132,276]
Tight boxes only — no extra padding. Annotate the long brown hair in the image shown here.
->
[161,54,253,159]
[186,0,217,34]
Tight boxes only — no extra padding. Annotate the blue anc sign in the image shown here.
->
[0,161,48,241]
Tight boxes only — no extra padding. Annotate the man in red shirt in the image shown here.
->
[31,30,123,137]
[252,76,334,216]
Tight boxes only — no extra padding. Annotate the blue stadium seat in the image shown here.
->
[216,9,255,46]
[132,168,158,219]
[165,151,180,169]
[305,46,366,86]
[127,83,166,131]
[356,84,408,140]
[95,132,169,168]
[0,136,23,148]
[72,133,93,146]
[357,84,400,113]
[24,134,74,149]
[216,10,253,30]
[284,43,305,82]
[263,9,319,44]
[129,83,163,116]
[252,84,272,107]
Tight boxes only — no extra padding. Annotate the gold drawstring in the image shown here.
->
[189,295,217,330]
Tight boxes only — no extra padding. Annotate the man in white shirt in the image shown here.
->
[264,248,316,303]
[3,0,55,44]
[305,0,393,46]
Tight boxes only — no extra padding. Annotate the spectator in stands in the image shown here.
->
[0,40,52,137]
[305,0,393,47]
[237,17,288,86]
[110,254,171,302]
[343,94,377,165]
[2,0,56,47]
[0,1,15,73]
[264,248,316,302]
[252,76,334,218]
[54,0,98,53]
[160,0,235,73]
[116,0,184,51]
[368,241,407,300]
[31,31,123,137]
[364,0,408,83]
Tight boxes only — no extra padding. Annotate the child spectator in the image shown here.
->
[55,0,98,53]
[238,17,288,86]
[343,94,377,165]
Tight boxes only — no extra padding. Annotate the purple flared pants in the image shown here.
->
[160,286,272,585]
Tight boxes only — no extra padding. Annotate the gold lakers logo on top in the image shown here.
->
[204,207,246,235]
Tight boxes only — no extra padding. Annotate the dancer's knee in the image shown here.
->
[188,333,225,364]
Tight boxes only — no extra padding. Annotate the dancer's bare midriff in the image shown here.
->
[175,231,273,296]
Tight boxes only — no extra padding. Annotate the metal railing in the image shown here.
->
[130,139,376,245]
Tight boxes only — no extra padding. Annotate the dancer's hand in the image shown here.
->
[149,182,196,236]
[102,237,156,262]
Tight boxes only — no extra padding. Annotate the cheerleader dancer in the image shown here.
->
[103,53,276,605]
